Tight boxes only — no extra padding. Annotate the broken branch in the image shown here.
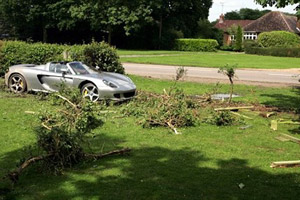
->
[214,106,254,111]
[6,154,52,183]
[85,148,131,160]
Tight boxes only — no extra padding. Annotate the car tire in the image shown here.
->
[81,83,100,102]
[8,73,27,93]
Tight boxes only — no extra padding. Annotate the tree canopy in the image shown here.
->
[225,8,271,20]
[0,0,213,49]
[254,0,299,14]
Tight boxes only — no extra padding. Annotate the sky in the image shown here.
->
[209,0,297,21]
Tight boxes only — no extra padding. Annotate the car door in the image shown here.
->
[39,63,75,91]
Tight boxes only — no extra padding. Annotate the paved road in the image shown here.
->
[123,63,300,87]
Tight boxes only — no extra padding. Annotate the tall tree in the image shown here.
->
[254,0,299,15]
[225,8,271,20]
[69,0,153,44]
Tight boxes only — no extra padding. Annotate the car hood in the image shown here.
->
[79,72,133,85]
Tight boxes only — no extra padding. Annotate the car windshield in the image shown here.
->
[69,62,90,75]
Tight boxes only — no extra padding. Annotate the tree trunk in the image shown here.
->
[43,27,47,43]
[158,14,163,49]
[229,77,233,104]
[108,25,112,45]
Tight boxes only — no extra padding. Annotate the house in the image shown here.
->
[214,11,300,45]
[214,14,254,45]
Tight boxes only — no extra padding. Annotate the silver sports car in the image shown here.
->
[5,61,136,101]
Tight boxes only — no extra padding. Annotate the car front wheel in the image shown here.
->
[8,74,27,93]
[81,83,100,102]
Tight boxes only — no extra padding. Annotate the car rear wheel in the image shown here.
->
[81,83,100,102]
[8,74,27,93]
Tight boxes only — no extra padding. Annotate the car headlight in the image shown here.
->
[103,79,118,88]
[126,76,134,84]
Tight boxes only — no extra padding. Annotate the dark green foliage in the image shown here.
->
[243,40,259,49]
[82,41,124,74]
[258,31,300,48]
[0,41,65,76]
[255,0,300,10]
[122,88,198,130]
[37,85,103,173]
[234,26,243,52]
[174,39,218,52]
[0,41,124,76]
[205,111,238,126]
[197,19,224,46]
[220,45,234,51]
[245,46,300,58]
[225,8,271,20]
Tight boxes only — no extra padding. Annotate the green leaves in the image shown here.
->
[174,39,218,52]
[258,31,300,48]
[82,41,124,74]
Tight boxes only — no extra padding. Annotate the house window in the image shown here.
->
[244,32,257,40]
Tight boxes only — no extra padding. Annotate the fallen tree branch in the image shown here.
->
[167,122,181,135]
[56,94,78,109]
[214,106,254,111]
[271,160,300,168]
[6,154,52,183]
[84,148,131,160]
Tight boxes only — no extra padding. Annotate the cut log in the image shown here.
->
[278,120,300,125]
[271,160,300,168]
[214,106,254,111]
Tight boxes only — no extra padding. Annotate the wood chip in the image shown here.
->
[271,120,278,131]
[25,111,35,114]
[231,111,253,119]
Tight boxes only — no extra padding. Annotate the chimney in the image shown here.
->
[219,14,225,24]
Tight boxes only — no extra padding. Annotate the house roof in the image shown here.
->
[244,11,300,33]
[214,18,254,31]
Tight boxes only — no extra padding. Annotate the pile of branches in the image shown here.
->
[4,86,130,184]
[122,87,199,134]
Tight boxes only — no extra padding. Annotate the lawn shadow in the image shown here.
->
[260,86,300,111]
[1,143,300,199]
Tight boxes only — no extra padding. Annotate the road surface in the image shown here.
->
[123,63,300,87]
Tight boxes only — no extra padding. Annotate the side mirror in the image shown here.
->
[61,68,68,77]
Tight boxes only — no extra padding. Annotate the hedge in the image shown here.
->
[258,31,300,48]
[174,39,218,52]
[0,41,124,76]
[245,46,300,58]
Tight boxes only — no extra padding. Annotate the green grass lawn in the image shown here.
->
[119,50,300,69]
[117,49,191,55]
[0,76,300,199]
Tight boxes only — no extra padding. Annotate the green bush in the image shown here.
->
[220,45,234,51]
[245,46,300,57]
[0,41,124,76]
[0,41,65,75]
[82,41,124,74]
[234,26,243,51]
[174,39,218,52]
[258,31,300,48]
